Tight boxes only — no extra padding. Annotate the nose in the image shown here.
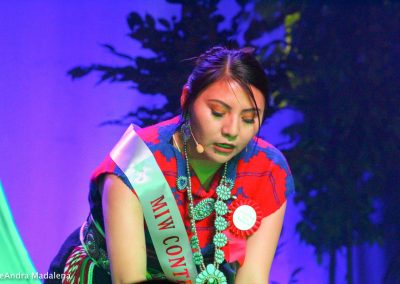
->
[221,115,239,141]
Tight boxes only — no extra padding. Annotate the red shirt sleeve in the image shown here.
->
[236,142,294,219]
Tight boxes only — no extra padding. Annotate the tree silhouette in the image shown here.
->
[67,0,295,126]
[278,2,400,283]
[68,0,241,126]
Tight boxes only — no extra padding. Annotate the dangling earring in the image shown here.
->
[181,114,191,143]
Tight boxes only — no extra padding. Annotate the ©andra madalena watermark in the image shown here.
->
[0,272,71,280]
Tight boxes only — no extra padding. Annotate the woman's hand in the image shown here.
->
[102,174,147,284]
[235,202,287,284]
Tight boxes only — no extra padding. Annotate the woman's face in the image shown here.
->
[188,78,265,164]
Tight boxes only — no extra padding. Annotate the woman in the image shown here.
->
[48,46,294,284]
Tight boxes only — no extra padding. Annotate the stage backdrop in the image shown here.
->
[0,1,384,283]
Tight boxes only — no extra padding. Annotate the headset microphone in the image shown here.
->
[189,126,205,153]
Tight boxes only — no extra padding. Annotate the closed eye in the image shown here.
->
[211,110,224,117]
[242,117,255,124]
[242,112,256,124]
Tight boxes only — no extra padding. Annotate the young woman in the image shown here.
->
[48,46,294,284]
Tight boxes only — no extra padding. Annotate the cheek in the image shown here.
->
[194,104,217,125]
[240,126,258,143]
[191,107,215,136]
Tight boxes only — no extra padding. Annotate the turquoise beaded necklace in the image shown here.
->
[181,138,235,284]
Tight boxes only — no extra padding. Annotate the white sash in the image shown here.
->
[110,125,197,283]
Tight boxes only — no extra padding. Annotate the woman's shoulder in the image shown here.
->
[239,136,291,174]
[235,137,295,217]
[136,116,181,146]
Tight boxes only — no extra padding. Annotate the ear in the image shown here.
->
[180,85,189,109]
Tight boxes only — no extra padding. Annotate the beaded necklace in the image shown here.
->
[181,138,235,284]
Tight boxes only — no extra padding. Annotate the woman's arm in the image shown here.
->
[102,174,147,284]
[235,201,287,284]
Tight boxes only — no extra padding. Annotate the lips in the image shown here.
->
[213,143,235,154]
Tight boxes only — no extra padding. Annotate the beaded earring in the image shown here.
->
[181,114,191,143]
[181,114,205,154]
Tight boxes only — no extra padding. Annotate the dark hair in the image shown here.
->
[182,46,269,126]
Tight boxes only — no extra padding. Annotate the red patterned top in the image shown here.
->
[88,116,294,281]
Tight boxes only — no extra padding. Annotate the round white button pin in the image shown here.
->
[233,205,257,231]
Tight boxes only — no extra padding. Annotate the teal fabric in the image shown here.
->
[0,181,40,283]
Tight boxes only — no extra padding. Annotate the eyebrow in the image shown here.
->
[208,99,262,113]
